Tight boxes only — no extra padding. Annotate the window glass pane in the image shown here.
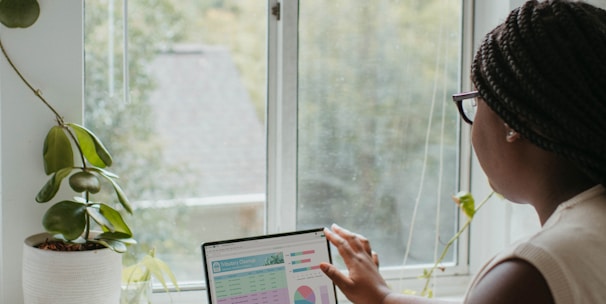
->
[586,0,606,8]
[84,0,266,281]
[297,1,462,267]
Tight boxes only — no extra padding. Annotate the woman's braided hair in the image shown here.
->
[472,0,606,186]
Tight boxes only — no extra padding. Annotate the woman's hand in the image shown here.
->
[320,224,393,304]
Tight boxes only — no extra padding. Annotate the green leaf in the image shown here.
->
[110,181,132,214]
[42,200,86,241]
[96,170,132,214]
[122,249,179,291]
[97,203,133,236]
[87,205,114,231]
[43,126,74,175]
[88,166,119,179]
[67,123,113,168]
[95,239,127,253]
[142,255,180,291]
[122,264,151,283]
[35,167,72,203]
[0,0,40,28]
[452,191,476,219]
[97,232,137,244]
[68,171,101,193]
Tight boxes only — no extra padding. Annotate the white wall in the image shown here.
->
[0,1,83,302]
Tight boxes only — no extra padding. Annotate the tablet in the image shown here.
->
[201,228,338,304]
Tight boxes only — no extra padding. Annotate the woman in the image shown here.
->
[320,1,606,303]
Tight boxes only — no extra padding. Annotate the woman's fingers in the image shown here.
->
[372,250,380,268]
[331,224,373,256]
[325,224,380,269]
[322,225,391,304]
[320,262,353,289]
[324,227,355,263]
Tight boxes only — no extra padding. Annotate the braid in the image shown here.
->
[471,0,606,186]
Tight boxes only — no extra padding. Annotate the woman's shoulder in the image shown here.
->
[465,194,606,303]
[537,185,606,243]
[465,187,606,303]
[465,258,554,304]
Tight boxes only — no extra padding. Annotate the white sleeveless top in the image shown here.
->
[464,185,606,303]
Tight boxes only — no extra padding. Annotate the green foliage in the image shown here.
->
[295,0,463,266]
[83,0,201,265]
[42,200,87,240]
[418,191,495,297]
[0,0,134,253]
[83,0,463,276]
[0,0,39,28]
[35,167,71,203]
[68,123,113,167]
[69,171,101,193]
[35,122,135,251]
[121,249,179,303]
[83,0,194,203]
[264,253,285,266]
[42,126,73,175]
[453,191,476,219]
[122,248,179,293]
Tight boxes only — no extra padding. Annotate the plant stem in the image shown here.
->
[0,38,88,168]
[1,36,91,240]
[85,207,90,240]
[0,37,88,168]
[0,37,65,125]
[420,191,495,296]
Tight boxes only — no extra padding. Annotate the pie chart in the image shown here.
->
[294,285,316,304]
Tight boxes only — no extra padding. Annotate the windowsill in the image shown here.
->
[147,275,471,303]
[149,290,465,304]
[149,289,206,304]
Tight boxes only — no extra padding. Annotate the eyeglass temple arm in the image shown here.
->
[452,90,479,102]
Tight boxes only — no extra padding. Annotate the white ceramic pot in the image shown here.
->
[22,232,122,304]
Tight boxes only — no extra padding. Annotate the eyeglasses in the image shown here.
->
[452,90,479,124]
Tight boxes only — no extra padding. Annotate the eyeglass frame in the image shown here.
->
[452,90,479,124]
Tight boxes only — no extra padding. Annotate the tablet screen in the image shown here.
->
[201,228,338,304]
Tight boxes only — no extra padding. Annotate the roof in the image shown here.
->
[146,44,265,198]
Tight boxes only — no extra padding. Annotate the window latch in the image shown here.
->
[271,2,280,21]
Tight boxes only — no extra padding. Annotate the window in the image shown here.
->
[84,0,267,282]
[84,0,466,289]
[296,1,463,271]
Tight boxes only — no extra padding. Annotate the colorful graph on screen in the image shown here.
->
[294,285,316,304]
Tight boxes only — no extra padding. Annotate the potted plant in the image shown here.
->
[121,248,180,304]
[1,1,136,303]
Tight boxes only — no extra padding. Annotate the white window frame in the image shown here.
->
[267,0,298,232]
[0,0,538,303]
[266,0,477,296]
